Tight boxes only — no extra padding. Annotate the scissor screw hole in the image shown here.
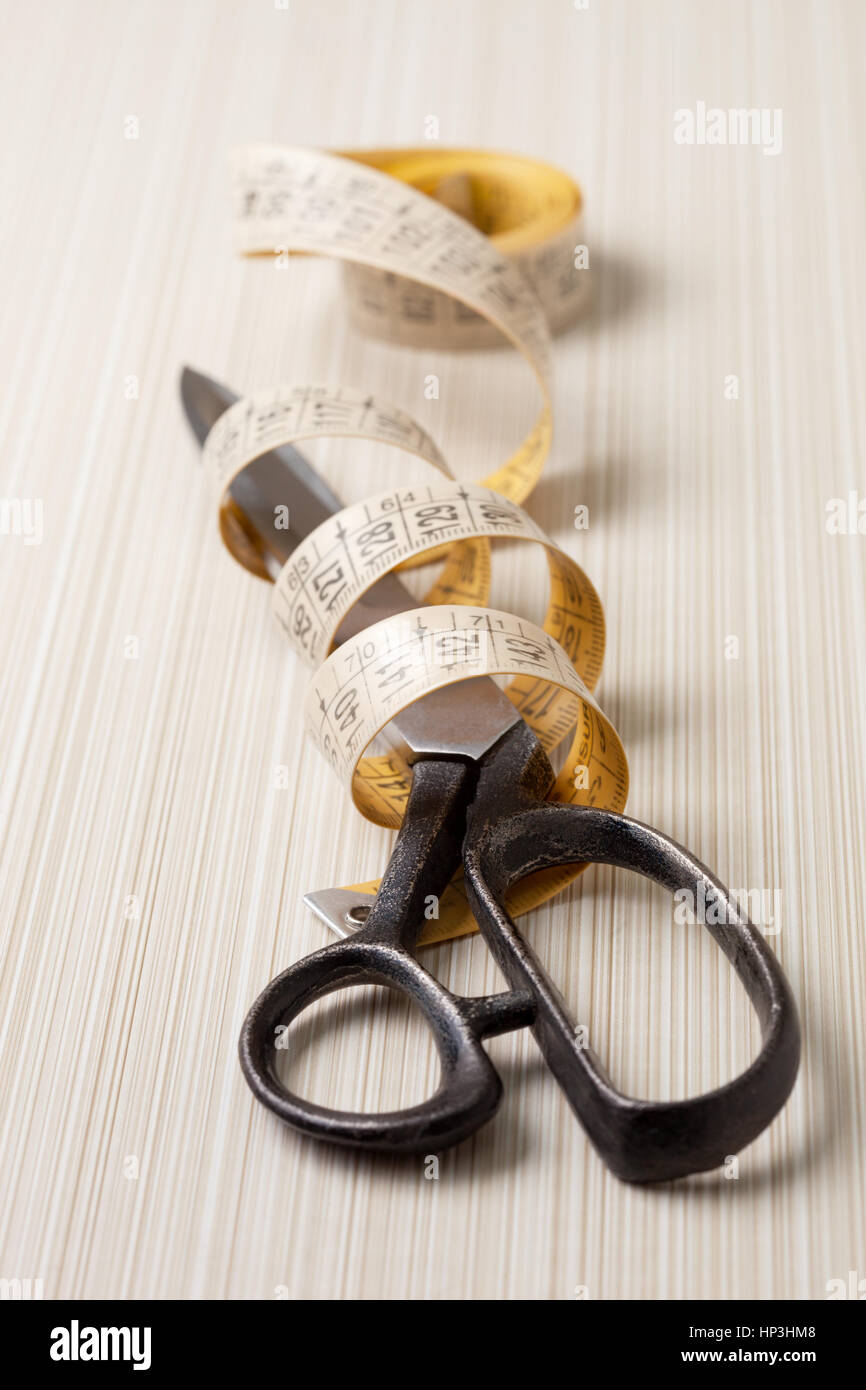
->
[346,904,372,926]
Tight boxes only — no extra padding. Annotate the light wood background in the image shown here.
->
[1,0,864,1301]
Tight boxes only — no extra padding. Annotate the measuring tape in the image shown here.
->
[206,147,626,944]
[230,145,586,508]
[331,147,589,348]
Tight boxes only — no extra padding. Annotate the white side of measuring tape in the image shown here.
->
[202,386,628,941]
[205,146,622,942]
[230,145,554,505]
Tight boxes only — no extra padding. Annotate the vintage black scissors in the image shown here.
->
[182,368,800,1183]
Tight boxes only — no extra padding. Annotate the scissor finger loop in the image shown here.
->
[238,756,539,1153]
[461,724,801,1182]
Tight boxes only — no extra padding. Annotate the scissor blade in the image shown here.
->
[302,888,377,938]
[179,365,236,447]
[180,366,349,576]
[179,365,448,639]
[179,366,524,827]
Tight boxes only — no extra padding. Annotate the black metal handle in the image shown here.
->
[238,756,536,1153]
[237,933,537,1152]
[462,726,802,1182]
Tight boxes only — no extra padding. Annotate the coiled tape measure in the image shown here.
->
[204,146,627,944]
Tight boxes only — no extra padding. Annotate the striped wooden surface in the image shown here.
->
[0,0,863,1299]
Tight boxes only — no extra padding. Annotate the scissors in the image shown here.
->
[182,367,800,1183]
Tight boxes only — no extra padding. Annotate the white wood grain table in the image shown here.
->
[1,0,864,1300]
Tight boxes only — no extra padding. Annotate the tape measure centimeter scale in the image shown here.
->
[208,147,625,944]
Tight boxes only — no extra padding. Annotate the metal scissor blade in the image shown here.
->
[179,366,524,780]
[302,889,377,938]
[179,365,237,447]
[180,366,347,576]
[180,367,430,629]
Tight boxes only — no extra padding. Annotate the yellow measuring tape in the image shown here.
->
[334,147,589,348]
[207,147,626,944]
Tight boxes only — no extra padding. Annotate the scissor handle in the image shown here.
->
[462,724,802,1182]
[238,757,536,1153]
